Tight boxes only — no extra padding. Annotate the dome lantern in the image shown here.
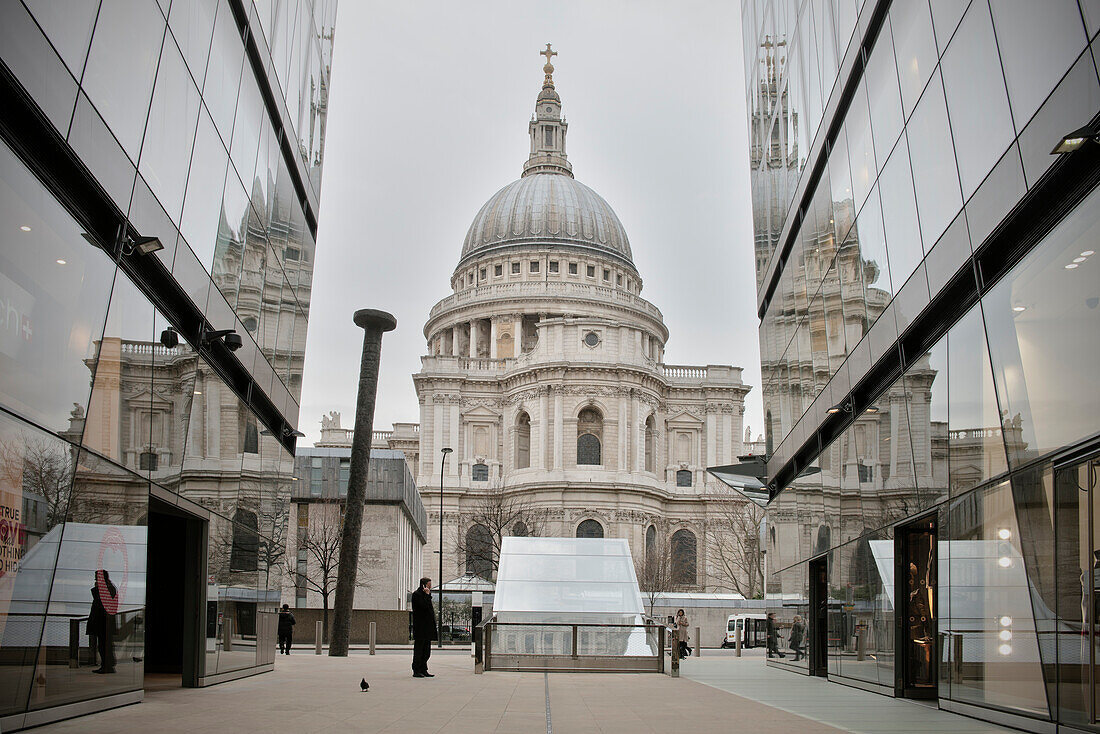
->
[524,43,572,179]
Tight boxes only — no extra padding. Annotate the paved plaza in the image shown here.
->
[25,649,1025,734]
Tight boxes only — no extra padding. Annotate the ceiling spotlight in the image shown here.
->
[1012,305,1026,312]
[998,644,1013,656]
[1066,263,1079,269]
[997,528,1012,540]
[20,225,31,232]
[1081,250,1095,257]
[998,556,1012,568]
[1073,256,1087,263]
[999,630,1012,641]
[999,616,1012,627]
[56,259,67,265]
[1051,122,1100,154]
[864,405,879,414]
[122,235,164,257]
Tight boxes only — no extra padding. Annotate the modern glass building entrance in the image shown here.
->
[742,0,1100,730]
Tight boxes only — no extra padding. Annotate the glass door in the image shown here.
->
[1055,455,1099,728]
[898,516,937,698]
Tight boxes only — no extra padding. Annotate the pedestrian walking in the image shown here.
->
[765,612,785,658]
[411,577,437,678]
[789,614,804,661]
[675,609,692,657]
[278,604,296,655]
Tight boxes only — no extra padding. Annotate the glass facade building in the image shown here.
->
[743,0,1100,730]
[0,0,335,729]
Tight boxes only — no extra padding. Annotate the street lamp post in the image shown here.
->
[438,447,452,649]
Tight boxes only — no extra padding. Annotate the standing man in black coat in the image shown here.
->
[411,577,437,678]
[277,604,296,655]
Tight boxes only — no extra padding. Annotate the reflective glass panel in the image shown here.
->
[0,140,116,435]
[982,184,1100,467]
[906,71,963,253]
[939,0,1015,199]
[889,0,939,118]
[80,0,165,159]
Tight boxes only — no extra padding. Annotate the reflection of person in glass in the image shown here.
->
[789,615,805,661]
[88,569,117,673]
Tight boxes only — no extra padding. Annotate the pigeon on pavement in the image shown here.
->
[360,678,369,692]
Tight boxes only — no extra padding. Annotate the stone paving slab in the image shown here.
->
[29,650,848,734]
[680,656,1024,734]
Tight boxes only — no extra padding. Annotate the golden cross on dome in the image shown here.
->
[540,43,557,66]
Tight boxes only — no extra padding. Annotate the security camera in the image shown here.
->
[200,327,242,352]
[223,332,243,351]
[159,327,179,349]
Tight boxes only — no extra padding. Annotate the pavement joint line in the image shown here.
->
[544,672,552,734]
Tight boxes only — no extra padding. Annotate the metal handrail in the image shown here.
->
[476,617,667,674]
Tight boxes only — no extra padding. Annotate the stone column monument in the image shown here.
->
[329,308,397,657]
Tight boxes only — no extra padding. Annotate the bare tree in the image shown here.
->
[705,489,765,599]
[285,501,372,642]
[453,477,545,581]
[635,521,675,617]
[0,434,74,531]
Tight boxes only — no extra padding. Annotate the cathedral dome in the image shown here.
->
[459,173,634,267]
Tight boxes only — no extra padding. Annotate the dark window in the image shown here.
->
[339,459,349,495]
[543,125,553,146]
[577,433,601,465]
[242,418,259,454]
[857,461,874,482]
[285,246,300,261]
[549,261,559,272]
[465,524,494,579]
[645,525,657,558]
[480,268,486,280]
[514,413,531,468]
[231,509,259,571]
[603,269,610,281]
[584,331,599,347]
[671,530,696,585]
[472,462,489,481]
[139,451,158,471]
[513,521,529,537]
[511,262,520,274]
[586,264,595,277]
[569,262,578,274]
[676,469,692,487]
[242,316,258,333]
[494,264,503,276]
[530,260,539,273]
[310,457,322,496]
[617,274,622,285]
[576,519,604,538]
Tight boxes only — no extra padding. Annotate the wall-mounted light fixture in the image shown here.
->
[159,326,180,349]
[121,235,164,256]
[826,401,879,415]
[1051,122,1100,154]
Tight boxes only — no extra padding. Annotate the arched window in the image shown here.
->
[514,412,530,469]
[671,529,696,586]
[465,524,494,580]
[644,415,655,473]
[576,519,604,538]
[512,521,528,537]
[471,462,488,481]
[814,525,831,556]
[231,509,258,571]
[676,469,693,487]
[645,525,657,559]
[576,407,603,465]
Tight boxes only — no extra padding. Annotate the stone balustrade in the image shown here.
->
[428,280,664,320]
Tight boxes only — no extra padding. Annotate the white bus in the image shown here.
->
[722,613,767,648]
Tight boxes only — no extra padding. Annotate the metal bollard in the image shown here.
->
[671,628,680,677]
[694,627,701,657]
[223,615,233,652]
[369,621,376,655]
[315,620,323,655]
[735,626,742,657]
[69,619,81,668]
[856,629,865,661]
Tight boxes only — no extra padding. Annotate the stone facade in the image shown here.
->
[408,50,754,592]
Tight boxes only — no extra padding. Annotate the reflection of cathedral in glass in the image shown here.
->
[0,1,335,728]
[745,0,1100,729]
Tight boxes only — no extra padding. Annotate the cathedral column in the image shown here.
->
[432,395,444,480]
[553,388,563,471]
[451,325,460,357]
[618,392,628,472]
[538,388,549,470]
[449,398,461,477]
[469,320,479,358]
[514,314,524,354]
[706,409,717,468]
[634,400,645,472]
[490,318,499,359]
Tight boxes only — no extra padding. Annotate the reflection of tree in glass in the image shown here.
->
[0,434,74,532]
[705,491,765,598]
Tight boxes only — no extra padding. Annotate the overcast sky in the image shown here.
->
[299,0,762,447]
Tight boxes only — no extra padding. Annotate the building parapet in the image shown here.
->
[428,280,664,320]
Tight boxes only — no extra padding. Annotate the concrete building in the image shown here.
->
[0,0,336,729]
[741,0,1100,731]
